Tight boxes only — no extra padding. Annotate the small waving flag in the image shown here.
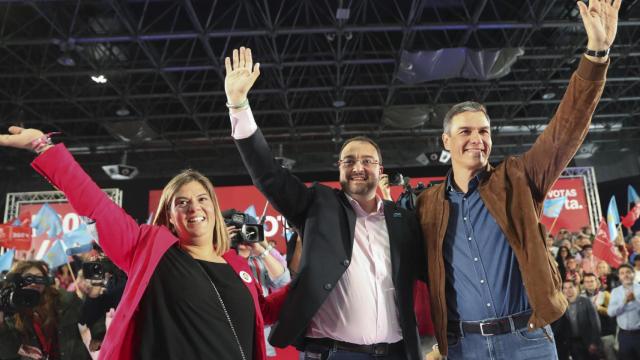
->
[543,196,566,218]
[592,218,623,268]
[0,249,15,273]
[62,223,95,255]
[31,203,63,239]
[43,240,69,269]
[622,185,640,229]
[607,196,621,242]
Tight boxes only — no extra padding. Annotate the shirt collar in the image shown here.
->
[446,168,487,195]
[345,193,385,216]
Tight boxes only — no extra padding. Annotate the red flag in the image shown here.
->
[592,218,623,268]
[621,204,640,229]
[0,224,32,251]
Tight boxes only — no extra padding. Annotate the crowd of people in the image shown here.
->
[549,229,640,360]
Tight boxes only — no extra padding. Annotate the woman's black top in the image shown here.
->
[137,245,255,360]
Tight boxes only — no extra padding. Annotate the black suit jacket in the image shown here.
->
[551,296,602,359]
[235,129,426,360]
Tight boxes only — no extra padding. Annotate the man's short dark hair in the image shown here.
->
[339,136,382,163]
[618,263,635,273]
[583,272,597,280]
[443,101,490,134]
[582,244,592,250]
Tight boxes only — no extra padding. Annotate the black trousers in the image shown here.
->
[618,329,640,360]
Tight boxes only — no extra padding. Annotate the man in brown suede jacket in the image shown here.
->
[420,1,622,359]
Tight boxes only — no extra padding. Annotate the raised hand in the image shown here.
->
[224,47,260,105]
[577,0,621,52]
[0,126,44,150]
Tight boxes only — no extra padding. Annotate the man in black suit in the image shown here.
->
[224,47,426,360]
[552,280,603,360]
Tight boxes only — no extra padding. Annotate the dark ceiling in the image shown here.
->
[1,0,639,181]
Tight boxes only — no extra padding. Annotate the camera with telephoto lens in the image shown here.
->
[0,273,44,315]
[222,209,265,249]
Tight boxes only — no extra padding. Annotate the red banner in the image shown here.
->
[149,177,444,254]
[540,177,592,236]
[0,224,32,250]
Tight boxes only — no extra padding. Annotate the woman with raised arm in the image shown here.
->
[0,127,288,360]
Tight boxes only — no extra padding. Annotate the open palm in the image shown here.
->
[224,47,260,105]
[578,0,622,49]
[0,126,44,150]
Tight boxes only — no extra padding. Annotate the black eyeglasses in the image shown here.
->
[336,159,380,168]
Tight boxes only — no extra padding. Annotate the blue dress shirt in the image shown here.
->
[443,172,530,321]
[607,283,640,330]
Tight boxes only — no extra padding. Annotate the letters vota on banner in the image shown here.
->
[148,177,444,254]
[540,177,592,236]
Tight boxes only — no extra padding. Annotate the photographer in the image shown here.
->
[225,210,291,357]
[77,257,127,351]
[0,260,91,360]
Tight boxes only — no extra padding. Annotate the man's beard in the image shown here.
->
[340,178,377,197]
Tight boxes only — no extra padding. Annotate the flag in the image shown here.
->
[43,240,69,269]
[592,218,624,268]
[285,228,295,241]
[607,196,621,242]
[628,185,640,205]
[622,204,640,229]
[0,249,15,273]
[61,224,94,256]
[244,205,258,220]
[543,196,566,218]
[31,203,63,239]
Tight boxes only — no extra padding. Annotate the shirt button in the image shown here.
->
[468,237,472,241]
[480,279,485,284]
[324,283,333,291]
[342,259,350,267]
[464,217,467,221]
[487,303,491,307]
[474,257,478,262]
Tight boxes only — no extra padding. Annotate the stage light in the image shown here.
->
[91,75,108,84]
[115,106,130,117]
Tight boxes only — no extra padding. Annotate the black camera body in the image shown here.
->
[222,209,265,248]
[82,259,117,281]
[0,273,43,315]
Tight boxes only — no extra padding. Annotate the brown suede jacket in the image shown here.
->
[416,56,608,356]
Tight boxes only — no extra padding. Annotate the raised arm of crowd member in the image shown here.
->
[0,127,290,360]
[226,48,427,360]
[419,1,620,359]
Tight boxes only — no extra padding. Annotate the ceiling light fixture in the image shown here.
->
[91,75,108,84]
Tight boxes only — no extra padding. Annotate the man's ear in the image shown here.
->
[442,132,451,151]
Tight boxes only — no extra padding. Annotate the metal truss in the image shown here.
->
[4,189,122,222]
[0,0,638,178]
[561,167,602,233]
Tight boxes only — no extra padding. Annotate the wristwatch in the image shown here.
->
[585,48,610,57]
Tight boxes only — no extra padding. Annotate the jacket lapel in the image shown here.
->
[338,191,357,259]
[384,201,402,284]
